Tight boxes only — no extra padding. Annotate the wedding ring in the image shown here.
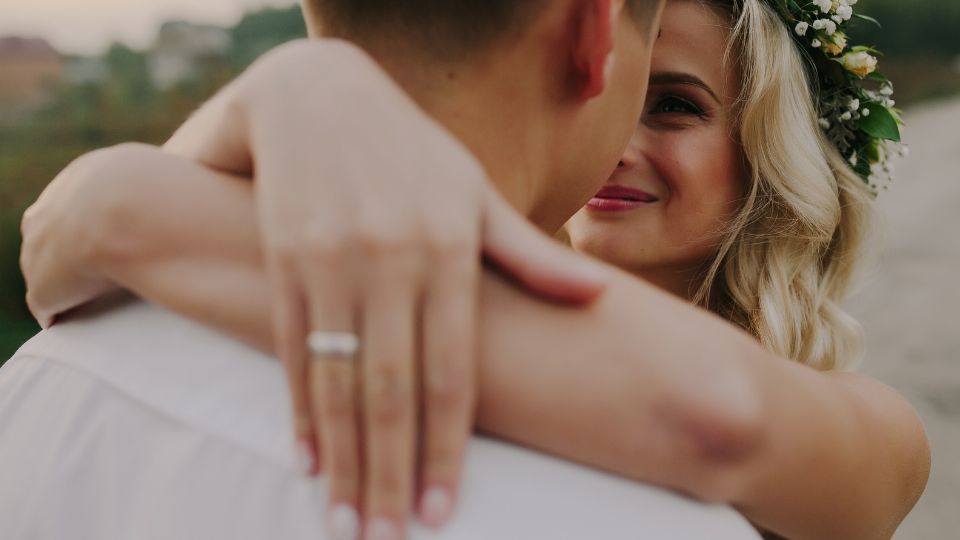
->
[308,331,360,360]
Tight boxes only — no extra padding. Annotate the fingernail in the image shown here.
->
[327,504,360,540]
[295,440,314,475]
[365,517,401,540]
[419,486,453,528]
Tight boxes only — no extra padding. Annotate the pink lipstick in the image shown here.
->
[586,185,659,211]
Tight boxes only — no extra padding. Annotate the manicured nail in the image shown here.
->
[419,486,453,528]
[327,504,360,540]
[295,440,314,475]
[365,517,401,540]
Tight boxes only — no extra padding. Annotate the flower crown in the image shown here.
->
[768,0,904,192]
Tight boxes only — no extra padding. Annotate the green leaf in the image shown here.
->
[848,45,882,56]
[864,139,881,162]
[858,104,901,142]
[853,14,882,29]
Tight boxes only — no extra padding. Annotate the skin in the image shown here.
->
[19,1,930,539]
[567,0,746,298]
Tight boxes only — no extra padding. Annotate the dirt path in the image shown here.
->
[847,97,960,539]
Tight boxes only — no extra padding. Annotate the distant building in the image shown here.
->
[0,37,65,103]
[64,57,108,86]
[148,21,231,90]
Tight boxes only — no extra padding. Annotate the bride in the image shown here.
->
[20,0,929,538]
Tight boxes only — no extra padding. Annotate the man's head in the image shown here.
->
[304,0,660,59]
[301,0,665,232]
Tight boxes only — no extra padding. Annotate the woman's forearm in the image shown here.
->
[77,147,926,539]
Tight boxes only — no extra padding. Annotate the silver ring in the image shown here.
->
[308,331,359,359]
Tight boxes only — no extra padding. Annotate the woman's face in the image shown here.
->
[565,0,746,298]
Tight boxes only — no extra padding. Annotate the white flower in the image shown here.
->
[840,111,853,121]
[819,118,831,130]
[848,98,860,111]
[880,85,894,96]
[812,19,837,35]
[814,0,833,13]
[812,38,822,48]
[842,50,878,77]
[861,108,871,117]
[837,5,854,20]
[795,22,810,36]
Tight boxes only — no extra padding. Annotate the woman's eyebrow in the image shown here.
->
[649,72,720,104]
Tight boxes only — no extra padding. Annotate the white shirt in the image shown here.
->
[0,295,760,540]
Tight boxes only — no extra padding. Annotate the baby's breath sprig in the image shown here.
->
[769,0,904,193]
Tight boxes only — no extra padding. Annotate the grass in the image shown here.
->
[0,318,40,368]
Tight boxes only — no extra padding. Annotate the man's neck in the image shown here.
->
[358,39,559,230]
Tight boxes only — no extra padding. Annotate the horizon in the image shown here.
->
[0,0,298,56]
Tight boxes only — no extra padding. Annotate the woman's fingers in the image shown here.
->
[359,254,419,540]
[268,257,320,474]
[482,185,610,305]
[416,237,479,528]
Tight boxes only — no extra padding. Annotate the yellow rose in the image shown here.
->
[842,51,878,78]
[824,34,847,56]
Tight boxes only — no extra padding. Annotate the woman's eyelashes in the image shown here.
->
[645,94,708,125]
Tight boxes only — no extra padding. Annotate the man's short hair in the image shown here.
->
[309,0,661,59]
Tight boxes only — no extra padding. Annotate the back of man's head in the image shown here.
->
[307,0,661,59]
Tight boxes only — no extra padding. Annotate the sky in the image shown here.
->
[0,0,298,55]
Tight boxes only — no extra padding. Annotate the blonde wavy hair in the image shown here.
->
[691,0,876,372]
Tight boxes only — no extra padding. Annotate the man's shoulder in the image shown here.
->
[10,294,296,464]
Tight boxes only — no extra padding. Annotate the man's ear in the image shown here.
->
[571,0,619,100]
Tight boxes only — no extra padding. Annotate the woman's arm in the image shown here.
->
[26,144,929,539]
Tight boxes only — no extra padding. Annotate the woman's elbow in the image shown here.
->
[644,356,767,503]
[686,391,766,503]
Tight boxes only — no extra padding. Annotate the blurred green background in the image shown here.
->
[1,0,959,362]
[0,6,308,360]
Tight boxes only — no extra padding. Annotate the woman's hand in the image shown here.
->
[20,148,130,328]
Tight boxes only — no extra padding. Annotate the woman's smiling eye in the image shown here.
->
[651,96,705,116]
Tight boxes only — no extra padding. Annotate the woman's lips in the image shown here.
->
[586,185,659,211]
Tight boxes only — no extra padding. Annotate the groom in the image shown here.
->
[3,1,759,539]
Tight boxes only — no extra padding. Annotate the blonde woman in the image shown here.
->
[19,0,929,538]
